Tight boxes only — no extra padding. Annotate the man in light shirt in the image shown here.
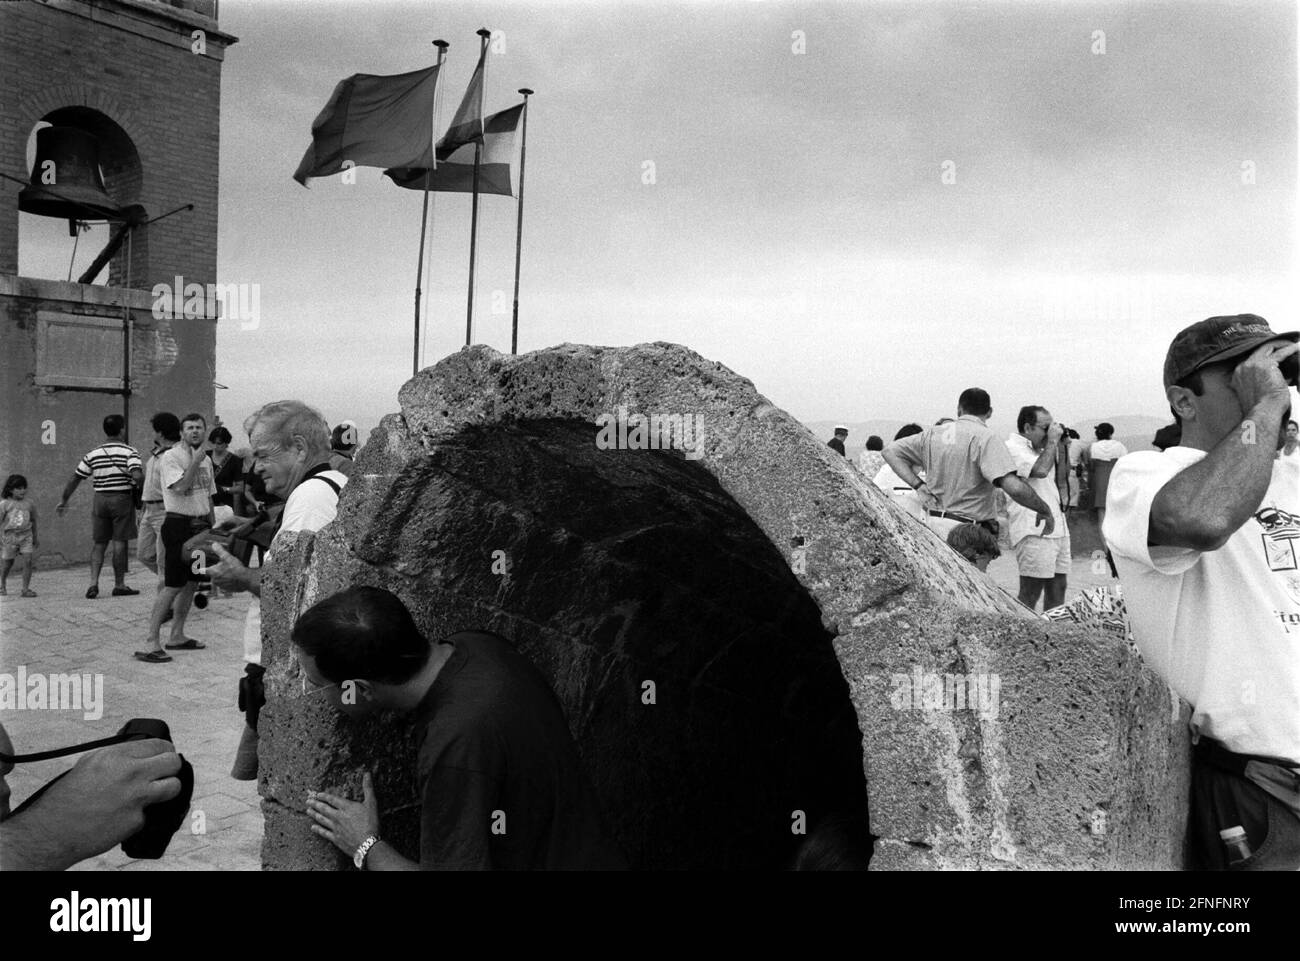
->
[1006,406,1070,611]
[136,413,215,662]
[1104,314,1300,870]
[882,388,1054,543]
[205,400,347,781]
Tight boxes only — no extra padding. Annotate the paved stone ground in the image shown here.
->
[0,564,260,871]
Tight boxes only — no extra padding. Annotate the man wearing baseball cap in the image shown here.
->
[827,426,849,457]
[1103,314,1300,870]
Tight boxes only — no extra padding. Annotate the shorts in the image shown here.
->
[1188,738,1300,870]
[92,490,137,544]
[1,530,33,560]
[138,505,165,572]
[1013,532,1071,579]
[161,513,208,589]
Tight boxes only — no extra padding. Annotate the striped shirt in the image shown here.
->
[75,442,142,492]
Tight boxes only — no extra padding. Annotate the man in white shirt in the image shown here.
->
[205,400,348,780]
[1006,406,1070,611]
[1103,313,1300,870]
[135,413,215,663]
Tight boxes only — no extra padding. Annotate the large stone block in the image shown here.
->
[259,342,1189,870]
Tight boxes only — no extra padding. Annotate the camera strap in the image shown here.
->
[0,729,151,764]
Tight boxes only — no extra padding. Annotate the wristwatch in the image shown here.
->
[354,834,380,870]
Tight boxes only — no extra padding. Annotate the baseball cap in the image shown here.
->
[1163,314,1299,389]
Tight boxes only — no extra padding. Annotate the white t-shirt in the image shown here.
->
[158,444,216,516]
[243,469,348,665]
[1067,438,1086,468]
[1090,439,1128,461]
[1103,447,1300,762]
[1004,433,1066,543]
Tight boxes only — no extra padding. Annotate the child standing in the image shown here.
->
[1,474,38,597]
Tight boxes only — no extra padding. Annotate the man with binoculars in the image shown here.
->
[1104,314,1300,870]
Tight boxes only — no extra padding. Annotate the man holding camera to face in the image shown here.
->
[1104,315,1300,870]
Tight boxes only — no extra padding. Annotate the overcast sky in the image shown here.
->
[22,0,1300,442]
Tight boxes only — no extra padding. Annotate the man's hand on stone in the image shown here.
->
[307,772,380,859]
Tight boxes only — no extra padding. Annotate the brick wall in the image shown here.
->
[0,0,236,566]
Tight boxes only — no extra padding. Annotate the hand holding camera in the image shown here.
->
[1233,340,1300,415]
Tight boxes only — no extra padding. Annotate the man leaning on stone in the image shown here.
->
[297,586,627,870]
[1104,314,1300,870]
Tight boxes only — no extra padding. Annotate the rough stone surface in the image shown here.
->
[260,342,1190,870]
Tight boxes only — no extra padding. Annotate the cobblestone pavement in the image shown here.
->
[0,564,260,870]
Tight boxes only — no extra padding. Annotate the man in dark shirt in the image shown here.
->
[827,425,849,456]
[298,586,625,870]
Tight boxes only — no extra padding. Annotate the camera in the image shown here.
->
[4,718,193,860]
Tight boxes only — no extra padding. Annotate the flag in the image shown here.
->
[293,65,440,186]
[438,46,487,155]
[385,103,523,197]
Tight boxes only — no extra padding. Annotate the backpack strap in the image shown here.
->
[309,473,343,497]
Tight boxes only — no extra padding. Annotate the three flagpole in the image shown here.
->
[511,88,532,355]
[465,27,492,347]
[414,39,449,375]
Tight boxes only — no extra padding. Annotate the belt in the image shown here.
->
[1195,737,1300,779]
[164,511,207,520]
[928,509,976,523]
[143,499,163,505]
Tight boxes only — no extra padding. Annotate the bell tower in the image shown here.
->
[0,0,237,566]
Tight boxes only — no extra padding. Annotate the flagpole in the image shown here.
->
[413,39,449,375]
[422,39,450,370]
[465,27,491,347]
[511,88,532,356]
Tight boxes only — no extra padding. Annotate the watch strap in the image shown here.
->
[354,834,380,869]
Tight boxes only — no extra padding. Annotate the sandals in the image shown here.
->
[164,638,206,650]
[133,650,173,663]
[85,585,99,599]
[111,586,140,596]
[20,589,36,597]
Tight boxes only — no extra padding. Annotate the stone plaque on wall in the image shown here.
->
[35,311,124,389]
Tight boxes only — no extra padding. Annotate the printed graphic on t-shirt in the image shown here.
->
[1254,505,1300,602]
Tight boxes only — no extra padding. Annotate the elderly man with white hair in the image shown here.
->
[207,400,349,780]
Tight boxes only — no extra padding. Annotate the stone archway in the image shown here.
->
[259,343,1190,870]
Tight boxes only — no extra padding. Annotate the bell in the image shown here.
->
[18,126,125,221]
